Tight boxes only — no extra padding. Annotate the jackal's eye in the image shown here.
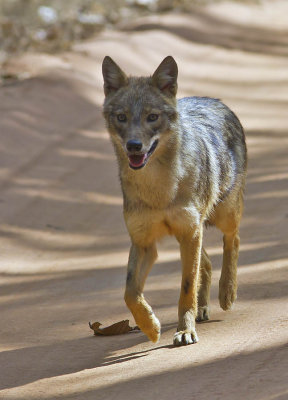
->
[147,113,159,122]
[117,113,127,122]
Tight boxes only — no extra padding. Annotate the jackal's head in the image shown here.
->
[102,56,178,170]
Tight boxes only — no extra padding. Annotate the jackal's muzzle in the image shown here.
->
[127,139,159,170]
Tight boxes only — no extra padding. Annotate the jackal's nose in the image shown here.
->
[126,139,143,152]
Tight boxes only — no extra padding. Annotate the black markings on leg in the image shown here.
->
[183,279,190,295]
[126,271,132,283]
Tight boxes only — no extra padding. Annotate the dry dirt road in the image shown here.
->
[0,2,288,399]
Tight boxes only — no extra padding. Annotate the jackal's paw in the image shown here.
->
[219,280,237,311]
[137,312,161,343]
[196,305,210,322]
[173,329,199,346]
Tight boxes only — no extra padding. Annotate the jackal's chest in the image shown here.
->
[124,204,200,246]
[122,187,172,246]
[121,172,176,210]
[121,166,200,244]
[124,208,170,246]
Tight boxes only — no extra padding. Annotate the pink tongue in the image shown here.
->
[129,154,147,167]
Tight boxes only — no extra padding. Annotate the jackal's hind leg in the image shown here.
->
[213,189,243,311]
[219,232,240,310]
[197,247,212,321]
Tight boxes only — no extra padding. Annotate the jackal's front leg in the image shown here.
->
[174,227,202,346]
[124,243,160,343]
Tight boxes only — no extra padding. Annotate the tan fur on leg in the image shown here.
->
[219,232,240,310]
[174,227,202,346]
[197,247,212,321]
[124,243,160,342]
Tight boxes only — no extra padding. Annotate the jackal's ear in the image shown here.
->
[152,56,178,97]
[102,56,128,96]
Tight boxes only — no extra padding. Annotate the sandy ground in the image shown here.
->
[0,1,288,399]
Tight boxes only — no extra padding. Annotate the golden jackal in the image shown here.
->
[102,56,247,346]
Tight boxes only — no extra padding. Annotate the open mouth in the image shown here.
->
[128,140,159,170]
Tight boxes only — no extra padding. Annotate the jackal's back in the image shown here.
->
[177,96,247,213]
